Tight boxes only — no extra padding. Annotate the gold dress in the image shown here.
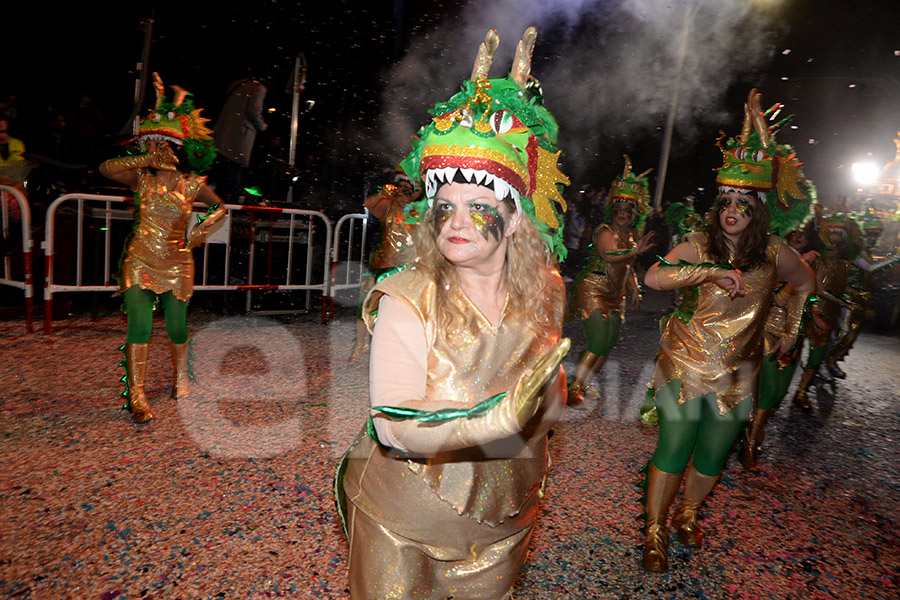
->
[572,224,639,320]
[117,169,207,301]
[338,268,565,600]
[654,232,784,415]
[806,254,850,349]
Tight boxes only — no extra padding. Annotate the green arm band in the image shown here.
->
[372,392,507,424]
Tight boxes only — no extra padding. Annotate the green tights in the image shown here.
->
[758,351,799,411]
[123,287,189,344]
[582,310,623,357]
[650,380,752,477]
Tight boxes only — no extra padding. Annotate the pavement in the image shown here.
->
[1,287,898,599]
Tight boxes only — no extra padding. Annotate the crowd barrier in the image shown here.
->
[325,212,370,323]
[0,185,34,333]
[41,194,338,334]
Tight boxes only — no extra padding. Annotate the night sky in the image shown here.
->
[6,0,899,214]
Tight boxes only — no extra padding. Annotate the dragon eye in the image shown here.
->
[167,111,177,121]
[735,148,747,160]
[752,149,766,162]
[491,111,514,134]
[151,113,162,122]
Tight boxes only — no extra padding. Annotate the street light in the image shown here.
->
[851,161,880,188]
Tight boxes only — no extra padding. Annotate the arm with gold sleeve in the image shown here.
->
[188,185,227,249]
[772,242,817,356]
[644,239,737,292]
[367,296,569,455]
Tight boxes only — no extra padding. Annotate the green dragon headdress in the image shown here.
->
[605,154,652,229]
[399,27,571,260]
[715,89,816,237]
[137,72,217,173]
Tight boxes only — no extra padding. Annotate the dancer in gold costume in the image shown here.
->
[100,73,225,424]
[567,156,655,409]
[348,169,420,363]
[639,90,815,572]
[335,27,571,599]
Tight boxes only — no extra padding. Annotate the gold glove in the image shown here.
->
[374,338,570,454]
[652,260,731,290]
[101,154,150,175]
[188,203,227,249]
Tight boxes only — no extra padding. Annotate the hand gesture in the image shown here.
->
[514,338,571,426]
[148,144,179,172]
[636,232,656,254]
[714,269,745,298]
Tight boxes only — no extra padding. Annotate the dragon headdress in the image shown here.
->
[715,89,816,237]
[605,154,652,229]
[137,72,217,173]
[400,27,571,260]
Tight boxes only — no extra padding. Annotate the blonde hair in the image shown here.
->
[410,203,563,342]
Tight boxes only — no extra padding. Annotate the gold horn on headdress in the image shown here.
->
[622,154,633,178]
[471,29,500,81]
[171,86,189,107]
[152,72,165,110]
[510,26,537,88]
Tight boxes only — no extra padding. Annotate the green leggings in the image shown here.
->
[804,343,828,371]
[582,309,623,357]
[123,287,189,344]
[650,380,752,477]
[758,351,799,411]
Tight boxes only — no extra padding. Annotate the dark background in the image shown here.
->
[5,0,899,216]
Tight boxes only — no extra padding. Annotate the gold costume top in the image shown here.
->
[118,169,207,301]
[369,200,416,270]
[343,267,565,535]
[572,224,639,320]
[762,283,791,356]
[805,254,850,348]
[654,232,784,415]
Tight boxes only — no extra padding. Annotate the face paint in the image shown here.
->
[469,203,505,241]
[433,202,454,238]
[718,195,754,217]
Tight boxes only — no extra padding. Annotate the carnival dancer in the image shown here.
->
[639,89,815,572]
[567,156,655,409]
[100,73,225,424]
[791,213,860,407]
[335,27,572,599]
[348,168,420,363]
[824,206,899,378]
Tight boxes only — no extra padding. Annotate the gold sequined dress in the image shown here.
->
[338,267,565,599]
[572,224,639,320]
[117,170,207,301]
[654,232,784,415]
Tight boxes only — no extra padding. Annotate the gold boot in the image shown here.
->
[792,367,816,409]
[567,351,607,410]
[641,463,683,572]
[739,408,773,471]
[348,319,370,363]
[169,340,192,399]
[671,464,718,548]
[124,343,153,424]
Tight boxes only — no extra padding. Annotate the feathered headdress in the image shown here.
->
[137,72,217,173]
[715,89,816,237]
[399,27,571,260]
[605,154,651,229]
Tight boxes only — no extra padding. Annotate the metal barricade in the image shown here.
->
[41,193,333,334]
[0,185,34,332]
[325,212,370,323]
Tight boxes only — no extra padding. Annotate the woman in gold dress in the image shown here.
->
[100,74,225,424]
[639,90,815,572]
[567,156,655,408]
[335,28,572,599]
